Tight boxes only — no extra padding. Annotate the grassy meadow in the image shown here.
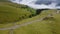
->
[13,10,60,34]
[0,0,60,34]
[0,10,60,34]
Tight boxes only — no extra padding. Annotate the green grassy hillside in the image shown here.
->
[0,0,60,34]
[13,10,60,34]
[0,10,60,34]
[0,1,36,24]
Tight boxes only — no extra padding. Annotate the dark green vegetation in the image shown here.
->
[0,0,36,24]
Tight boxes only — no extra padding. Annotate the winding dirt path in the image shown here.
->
[0,17,44,30]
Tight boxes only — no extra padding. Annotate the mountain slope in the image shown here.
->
[0,1,36,24]
[13,10,60,34]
